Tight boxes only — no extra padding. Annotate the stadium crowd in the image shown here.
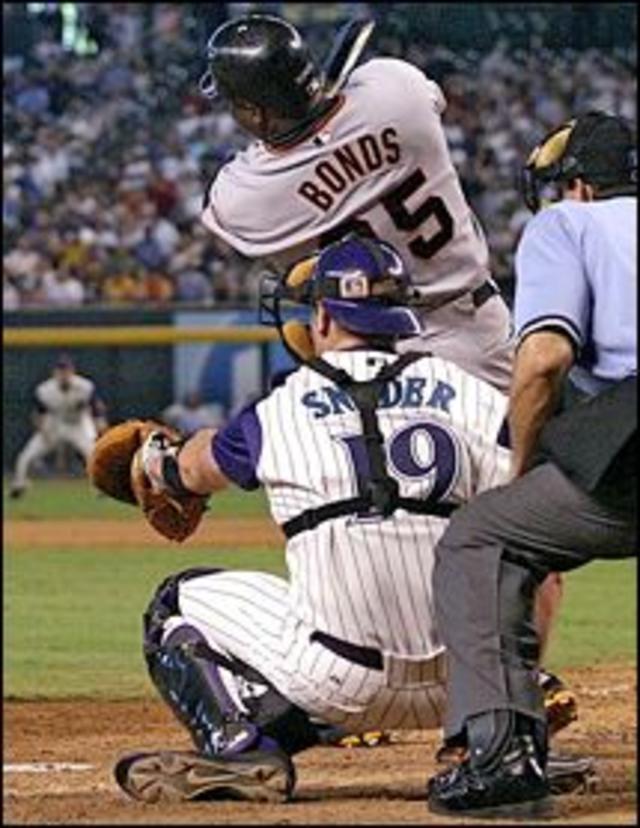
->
[3,3,636,311]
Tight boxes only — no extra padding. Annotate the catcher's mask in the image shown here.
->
[259,234,422,363]
[520,110,637,213]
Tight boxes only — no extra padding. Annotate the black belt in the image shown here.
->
[310,630,383,671]
[282,495,457,539]
[472,279,499,308]
[417,278,500,312]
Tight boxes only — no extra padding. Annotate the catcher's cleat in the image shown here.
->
[539,669,578,736]
[335,730,391,748]
[113,749,295,804]
[315,725,391,748]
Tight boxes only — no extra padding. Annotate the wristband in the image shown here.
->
[161,451,199,498]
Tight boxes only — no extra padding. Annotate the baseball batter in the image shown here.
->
[108,236,515,803]
[199,14,514,392]
[10,354,107,499]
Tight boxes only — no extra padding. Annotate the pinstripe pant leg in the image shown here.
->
[433,462,636,739]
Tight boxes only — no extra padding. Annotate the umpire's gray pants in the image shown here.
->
[434,462,636,739]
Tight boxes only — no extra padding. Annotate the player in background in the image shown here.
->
[199,14,513,393]
[199,11,574,744]
[111,236,583,805]
[9,354,107,499]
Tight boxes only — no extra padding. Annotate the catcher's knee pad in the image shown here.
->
[143,569,318,758]
[143,566,224,652]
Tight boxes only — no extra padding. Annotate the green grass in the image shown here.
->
[545,559,637,669]
[4,479,636,699]
[4,546,285,699]
[3,477,269,519]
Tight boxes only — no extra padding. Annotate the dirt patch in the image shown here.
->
[4,518,282,549]
[3,664,636,825]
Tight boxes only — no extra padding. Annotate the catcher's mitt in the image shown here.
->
[87,419,208,542]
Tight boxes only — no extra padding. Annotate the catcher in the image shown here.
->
[89,236,592,804]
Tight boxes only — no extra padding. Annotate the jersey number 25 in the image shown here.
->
[321,167,454,261]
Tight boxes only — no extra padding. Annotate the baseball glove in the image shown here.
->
[87,419,208,542]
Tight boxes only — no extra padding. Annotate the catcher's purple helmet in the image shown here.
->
[308,234,421,338]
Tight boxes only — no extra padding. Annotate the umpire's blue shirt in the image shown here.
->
[514,196,637,395]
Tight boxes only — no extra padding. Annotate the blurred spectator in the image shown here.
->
[4,234,42,279]
[2,3,636,310]
[162,390,224,435]
[40,264,85,307]
[3,275,21,312]
[174,267,214,303]
[140,269,176,302]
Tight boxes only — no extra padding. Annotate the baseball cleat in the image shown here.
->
[334,730,391,748]
[539,669,578,736]
[113,749,295,804]
[315,725,391,748]
[9,485,26,500]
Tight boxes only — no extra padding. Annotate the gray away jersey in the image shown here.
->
[202,58,491,301]
[212,350,511,659]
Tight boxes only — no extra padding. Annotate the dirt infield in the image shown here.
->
[5,518,637,823]
[3,663,636,825]
[4,517,283,549]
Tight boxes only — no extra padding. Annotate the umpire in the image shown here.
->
[427,110,637,817]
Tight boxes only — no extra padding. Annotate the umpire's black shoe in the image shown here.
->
[427,734,554,819]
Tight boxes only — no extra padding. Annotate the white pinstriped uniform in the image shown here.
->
[172,350,511,733]
[201,57,513,390]
[12,375,99,490]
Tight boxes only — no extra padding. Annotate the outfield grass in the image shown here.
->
[4,546,286,699]
[3,479,636,698]
[544,559,636,670]
[3,476,269,519]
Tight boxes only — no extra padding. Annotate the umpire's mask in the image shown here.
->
[520,110,637,213]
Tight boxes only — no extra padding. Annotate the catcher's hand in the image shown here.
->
[87,419,208,542]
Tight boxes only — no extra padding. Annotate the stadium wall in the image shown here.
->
[3,308,292,469]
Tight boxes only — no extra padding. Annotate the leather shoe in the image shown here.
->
[427,734,553,818]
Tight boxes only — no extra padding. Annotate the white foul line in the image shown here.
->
[3,762,95,774]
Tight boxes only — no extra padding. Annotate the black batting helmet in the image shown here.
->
[521,110,637,212]
[199,14,324,120]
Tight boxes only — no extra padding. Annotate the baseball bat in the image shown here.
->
[322,18,375,99]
